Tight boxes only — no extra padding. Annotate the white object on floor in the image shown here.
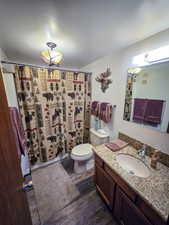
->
[21,151,30,176]
[71,143,93,174]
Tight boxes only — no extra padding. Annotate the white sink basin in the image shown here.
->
[116,154,150,178]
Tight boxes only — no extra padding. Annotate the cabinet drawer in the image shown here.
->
[95,154,104,168]
[104,164,137,202]
[136,196,166,225]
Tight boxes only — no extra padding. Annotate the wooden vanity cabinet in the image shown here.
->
[114,186,152,225]
[95,164,115,209]
[95,154,167,225]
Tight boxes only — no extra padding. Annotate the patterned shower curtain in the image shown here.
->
[14,66,91,165]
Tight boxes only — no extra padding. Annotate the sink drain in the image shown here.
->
[128,170,135,175]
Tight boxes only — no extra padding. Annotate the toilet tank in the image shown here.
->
[90,128,109,146]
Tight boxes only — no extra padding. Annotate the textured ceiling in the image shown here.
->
[0,0,169,68]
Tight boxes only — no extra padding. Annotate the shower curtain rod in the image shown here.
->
[1,60,92,74]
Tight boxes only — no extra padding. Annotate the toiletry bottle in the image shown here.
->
[95,118,99,130]
[150,150,160,169]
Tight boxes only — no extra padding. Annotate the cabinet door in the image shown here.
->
[114,186,152,225]
[95,164,115,209]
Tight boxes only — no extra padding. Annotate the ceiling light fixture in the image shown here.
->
[41,42,63,66]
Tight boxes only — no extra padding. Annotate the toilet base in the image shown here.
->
[74,158,94,174]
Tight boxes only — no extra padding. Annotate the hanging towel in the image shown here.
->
[133,98,148,123]
[9,107,26,157]
[105,139,128,152]
[144,99,164,125]
[91,101,100,117]
[99,102,112,123]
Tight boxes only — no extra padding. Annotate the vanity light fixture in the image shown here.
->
[132,54,149,66]
[145,45,169,63]
[132,45,169,66]
[41,42,63,66]
[128,67,142,75]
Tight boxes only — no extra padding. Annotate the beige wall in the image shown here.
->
[0,47,8,61]
[82,29,169,154]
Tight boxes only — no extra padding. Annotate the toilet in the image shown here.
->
[71,128,109,173]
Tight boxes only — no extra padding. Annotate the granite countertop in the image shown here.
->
[93,144,169,221]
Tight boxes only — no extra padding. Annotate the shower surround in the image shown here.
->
[14,66,91,165]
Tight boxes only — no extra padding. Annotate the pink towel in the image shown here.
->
[105,139,128,152]
[91,101,100,117]
[99,102,112,123]
[9,107,26,157]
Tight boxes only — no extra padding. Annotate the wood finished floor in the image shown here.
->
[27,158,117,225]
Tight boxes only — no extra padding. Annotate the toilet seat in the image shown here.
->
[71,143,93,161]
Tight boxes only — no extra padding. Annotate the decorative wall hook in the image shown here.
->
[95,68,112,92]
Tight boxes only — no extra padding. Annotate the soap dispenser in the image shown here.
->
[150,150,160,169]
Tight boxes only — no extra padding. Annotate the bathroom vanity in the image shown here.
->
[94,145,169,225]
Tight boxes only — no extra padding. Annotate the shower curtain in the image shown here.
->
[14,66,91,165]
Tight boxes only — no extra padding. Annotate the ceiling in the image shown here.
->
[0,0,169,69]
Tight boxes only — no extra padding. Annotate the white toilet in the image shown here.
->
[71,128,109,173]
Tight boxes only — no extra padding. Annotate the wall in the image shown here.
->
[82,29,169,154]
[83,52,124,140]
[0,48,7,60]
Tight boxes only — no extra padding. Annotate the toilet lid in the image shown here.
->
[72,144,93,156]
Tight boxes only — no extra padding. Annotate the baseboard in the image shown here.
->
[31,153,69,172]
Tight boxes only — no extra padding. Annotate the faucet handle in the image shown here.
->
[138,149,144,156]
[142,144,146,150]
[138,145,146,159]
[142,144,147,154]
[151,150,160,169]
[138,149,142,153]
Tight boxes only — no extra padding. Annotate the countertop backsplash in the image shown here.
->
[119,132,169,168]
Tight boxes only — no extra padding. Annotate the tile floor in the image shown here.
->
[26,157,117,225]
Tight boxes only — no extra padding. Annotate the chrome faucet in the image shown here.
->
[138,144,146,161]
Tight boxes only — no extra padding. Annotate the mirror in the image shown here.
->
[123,61,169,133]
